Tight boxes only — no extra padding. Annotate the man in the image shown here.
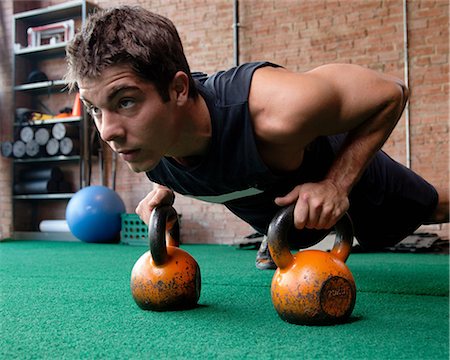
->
[66,6,447,269]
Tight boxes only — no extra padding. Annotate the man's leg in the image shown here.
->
[423,199,449,224]
[348,150,440,250]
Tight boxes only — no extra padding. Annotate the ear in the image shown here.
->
[170,71,189,105]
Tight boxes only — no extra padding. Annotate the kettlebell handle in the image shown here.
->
[267,204,354,270]
[149,206,180,266]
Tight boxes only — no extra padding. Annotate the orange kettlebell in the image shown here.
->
[130,206,201,311]
[268,205,356,325]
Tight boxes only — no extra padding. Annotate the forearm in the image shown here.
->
[325,82,409,195]
[268,64,409,230]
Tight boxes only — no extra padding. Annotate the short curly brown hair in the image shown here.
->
[65,5,197,101]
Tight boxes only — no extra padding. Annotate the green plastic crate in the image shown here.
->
[120,213,148,246]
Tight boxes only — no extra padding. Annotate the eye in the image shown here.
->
[119,98,135,109]
[87,105,101,117]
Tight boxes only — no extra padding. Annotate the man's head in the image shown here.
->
[65,5,197,101]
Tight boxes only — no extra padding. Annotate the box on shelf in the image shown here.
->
[27,19,74,48]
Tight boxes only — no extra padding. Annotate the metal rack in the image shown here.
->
[11,1,97,239]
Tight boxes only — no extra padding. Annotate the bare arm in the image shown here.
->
[306,64,408,194]
[249,64,408,230]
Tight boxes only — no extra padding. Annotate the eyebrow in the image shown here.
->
[106,85,141,103]
[80,85,141,106]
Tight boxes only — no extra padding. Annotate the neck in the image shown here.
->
[169,94,211,161]
[172,155,202,167]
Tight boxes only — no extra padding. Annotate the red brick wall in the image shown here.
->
[0,0,14,239]
[1,0,448,242]
[407,0,448,198]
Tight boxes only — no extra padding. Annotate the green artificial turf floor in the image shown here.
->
[1,240,449,359]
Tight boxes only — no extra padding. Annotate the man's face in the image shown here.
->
[78,64,177,173]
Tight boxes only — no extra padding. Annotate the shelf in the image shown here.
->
[13,1,96,25]
[13,193,75,200]
[13,231,78,241]
[11,0,95,235]
[14,79,67,93]
[14,155,80,164]
[15,116,82,127]
[15,42,67,59]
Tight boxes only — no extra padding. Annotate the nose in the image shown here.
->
[97,111,125,143]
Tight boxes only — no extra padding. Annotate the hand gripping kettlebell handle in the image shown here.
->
[267,204,354,270]
[149,205,180,266]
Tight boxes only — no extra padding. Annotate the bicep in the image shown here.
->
[305,64,407,135]
[250,64,406,143]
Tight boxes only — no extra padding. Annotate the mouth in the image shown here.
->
[117,149,140,162]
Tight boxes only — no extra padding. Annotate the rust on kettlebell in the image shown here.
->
[130,206,201,311]
[272,271,356,325]
[131,250,201,311]
[268,205,357,325]
[320,276,356,319]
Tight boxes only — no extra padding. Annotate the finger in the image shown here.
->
[154,188,175,206]
[274,186,300,206]
[316,205,334,230]
[322,204,349,230]
[305,199,323,229]
[293,192,309,230]
[135,204,151,225]
[135,203,151,224]
[163,190,175,206]
[135,192,157,224]
[320,200,348,229]
[148,193,164,207]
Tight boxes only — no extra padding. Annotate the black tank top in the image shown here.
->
[146,62,334,233]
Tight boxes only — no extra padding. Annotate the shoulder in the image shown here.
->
[248,66,333,147]
[248,63,398,142]
[201,62,282,104]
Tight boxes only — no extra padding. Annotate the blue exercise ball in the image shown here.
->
[66,185,126,243]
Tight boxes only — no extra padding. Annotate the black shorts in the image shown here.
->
[328,135,438,249]
[227,135,438,250]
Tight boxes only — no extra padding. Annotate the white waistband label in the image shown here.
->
[185,187,263,204]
